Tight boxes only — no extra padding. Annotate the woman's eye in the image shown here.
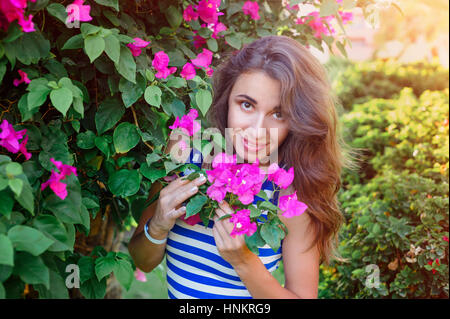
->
[273,112,283,120]
[240,101,253,111]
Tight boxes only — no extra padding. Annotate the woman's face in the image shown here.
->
[227,71,290,169]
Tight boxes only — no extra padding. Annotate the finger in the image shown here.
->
[218,200,235,215]
[214,215,231,236]
[163,175,192,194]
[215,207,226,218]
[167,205,187,220]
[212,219,226,245]
[165,175,207,210]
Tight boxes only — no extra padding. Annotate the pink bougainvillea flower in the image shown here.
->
[0,0,36,32]
[66,0,92,24]
[168,108,201,137]
[296,11,335,39]
[443,236,449,242]
[18,13,34,32]
[267,163,294,189]
[134,268,147,282]
[209,21,227,39]
[49,157,78,177]
[242,1,260,20]
[205,66,214,77]
[191,48,213,68]
[13,69,31,86]
[193,33,207,49]
[183,4,199,22]
[180,62,197,80]
[127,37,151,57]
[229,209,257,237]
[152,51,177,79]
[278,191,308,218]
[196,0,224,24]
[180,212,202,226]
[0,119,31,160]
[338,10,353,24]
[206,154,265,205]
[41,157,77,200]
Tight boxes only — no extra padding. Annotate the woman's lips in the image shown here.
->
[243,137,266,152]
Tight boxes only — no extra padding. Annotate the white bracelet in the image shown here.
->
[144,218,167,245]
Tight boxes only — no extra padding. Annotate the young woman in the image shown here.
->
[128,35,353,299]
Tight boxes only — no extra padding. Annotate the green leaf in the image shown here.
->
[32,214,69,252]
[0,234,14,266]
[260,222,284,252]
[81,23,101,37]
[113,258,134,291]
[78,256,95,284]
[165,5,183,29]
[76,130,96,149]
[119,74,145,107]
[85,35,105,63]
[94,0,119,11]
[42,175,83,225]
[95,97,126,135]
[46,3,68,24]
[50,87,73,117]
[8,178,23,197]
[225,33,241,49]
[245,228,266,255]
[113,122,140,153]
[104,34,120,64]
[144,85,162,107]
[8,225,54,256]
[5,162,22,176]
[27,84,51,110]
[95,136,110,157]
[13,252,50,289]
[80,277,107,299]
[186,194,208,218]
[207,38,218,52]
[95,253,116,281]
[196,89,212,116]
[139,164,167,183]
[62,34,84,50]
[108,169,140,197]
[34,269,69,299]
[115,45,136,83]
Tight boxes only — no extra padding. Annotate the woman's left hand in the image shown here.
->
[212,200,255,267]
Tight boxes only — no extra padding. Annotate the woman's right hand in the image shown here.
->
[149,173,207,237]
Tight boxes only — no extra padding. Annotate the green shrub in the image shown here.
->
[328,58,449,111]
[319,86,449,298]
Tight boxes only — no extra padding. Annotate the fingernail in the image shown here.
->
[196,174,206,182]
[190,186,198,193]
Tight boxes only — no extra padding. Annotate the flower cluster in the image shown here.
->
[0,0,36,32]
[127,38,151,57]
[168,108,201,137]
[242,1,260,21]
[152,51,177,80]
[66,0,92,25]
[41,158,78,200]
[167,109,308,238]
[0,119,31,160]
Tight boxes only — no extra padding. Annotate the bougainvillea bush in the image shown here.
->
[319,86,449,298]
[0,0,392,299]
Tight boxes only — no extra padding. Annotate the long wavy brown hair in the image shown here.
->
[206,35,357,266]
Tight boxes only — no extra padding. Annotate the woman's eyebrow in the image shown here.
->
[236,94,281,110]
[236,94,258,104]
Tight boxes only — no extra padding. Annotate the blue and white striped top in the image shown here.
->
[165,148,284,299]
